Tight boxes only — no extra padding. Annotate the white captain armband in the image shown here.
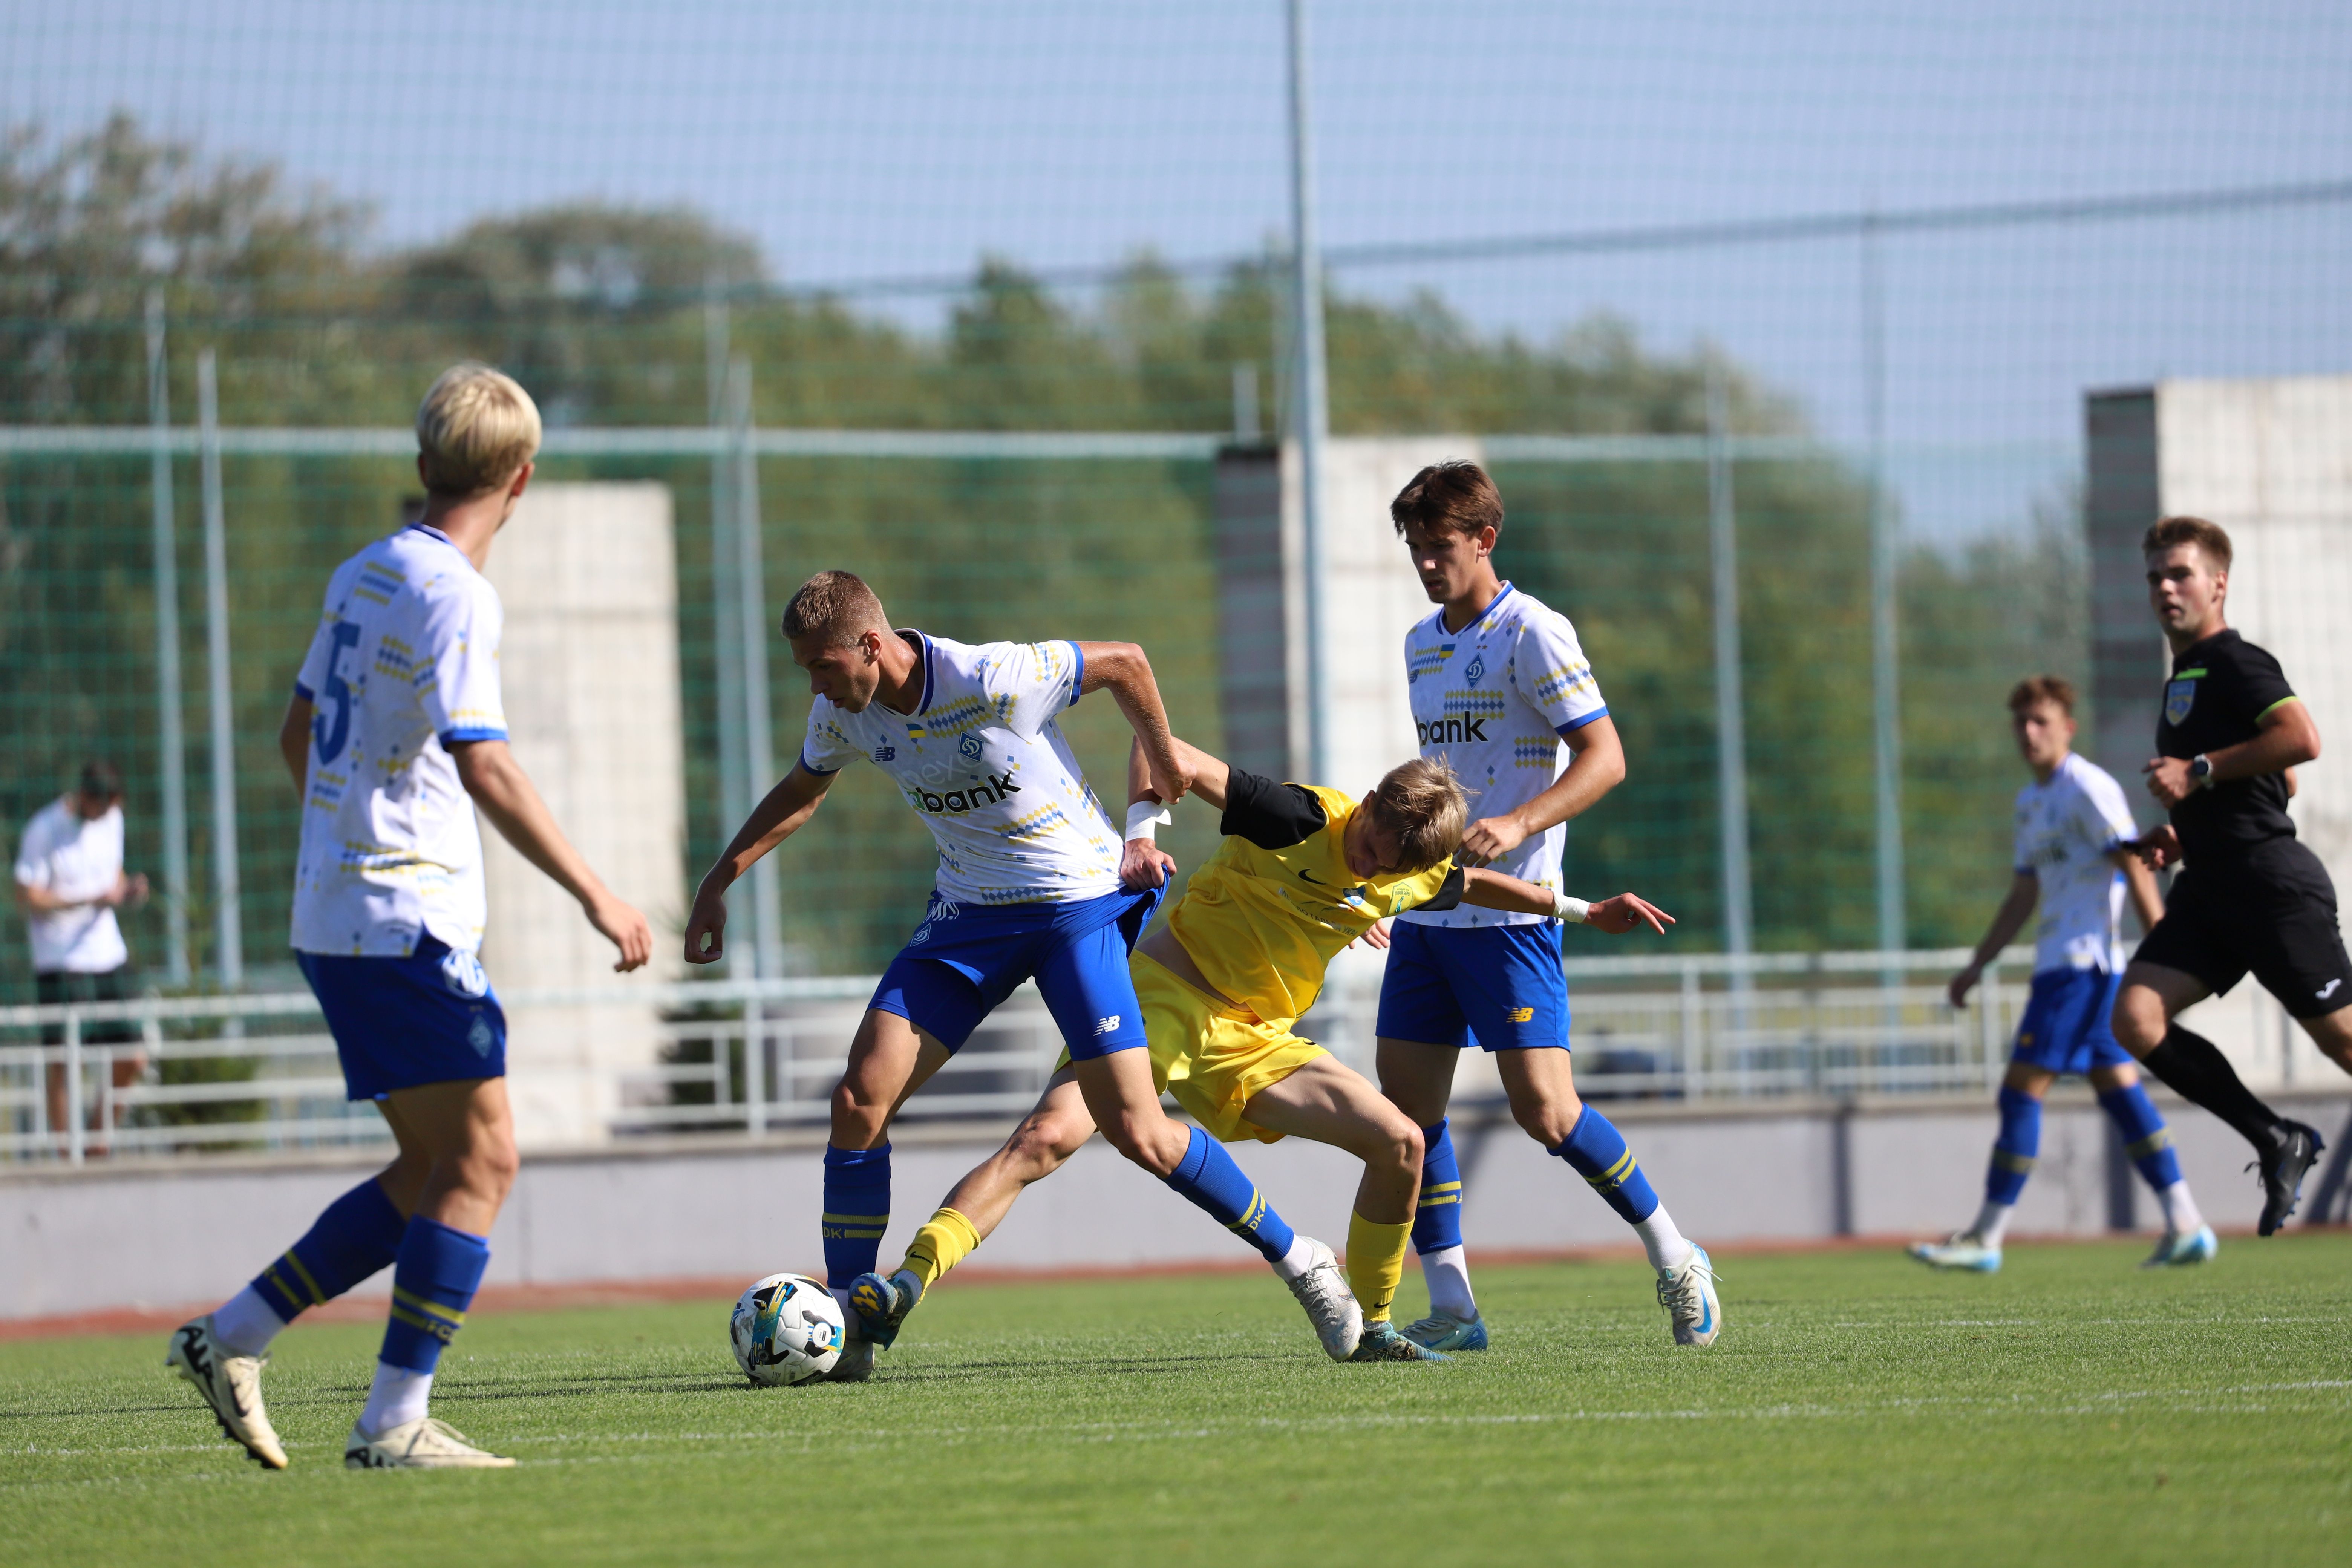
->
[1125,800,1174,843]
[1553,893,1592,925]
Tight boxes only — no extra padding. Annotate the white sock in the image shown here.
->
[1420,1244,1478,1319]
[1972,1200,2014,1248]
[1269,1233,1317,1283]
[2157,1181,2205,1236]
[1636,1205,1696,1273]
[830,1285,862,1338]
[358,1363,433,1437]
[210,1286,287,1358]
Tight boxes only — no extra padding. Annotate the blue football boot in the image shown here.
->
[2141,1225,2219,1268]
[1347,1320,1449,1362]
[1401,1308,1489,1353]
[1908,1233,2002,1274]
[845,1268,923,1349]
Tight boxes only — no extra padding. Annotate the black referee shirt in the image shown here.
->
[2155,628,2300,866]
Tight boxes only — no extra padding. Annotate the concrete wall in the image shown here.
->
[479,482,688,1149]
[2086,377,2352,1089]
[9,1090,2344,1321]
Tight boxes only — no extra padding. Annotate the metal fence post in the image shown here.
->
[197,350,244,992]
[1862,213,1906,974]
[64,1009,84,1166]
[706,278,749,946]
[1286,0,1333,784]
[1707,365,1754,1005]
[146,291,192,986]
[729,359,787,984]
[744,1002,768,1137]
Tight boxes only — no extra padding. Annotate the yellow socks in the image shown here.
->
[899,1207,981,1291]
[1345,1210,1412,1325]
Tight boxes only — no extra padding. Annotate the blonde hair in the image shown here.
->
[1368,756,1470,873]
[781,570,889,647]
[416,364,542,495]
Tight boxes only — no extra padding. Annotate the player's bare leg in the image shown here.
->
[829,1008,954,1152]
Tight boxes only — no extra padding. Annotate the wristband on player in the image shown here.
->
[1125,800,1173,842]
[1553,893,1592,924]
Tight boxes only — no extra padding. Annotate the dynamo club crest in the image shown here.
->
[2165,677,2197,727]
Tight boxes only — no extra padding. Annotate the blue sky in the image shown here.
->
[8,0,2350,536]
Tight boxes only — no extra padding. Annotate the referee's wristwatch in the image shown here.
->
[2189,753,2216,789]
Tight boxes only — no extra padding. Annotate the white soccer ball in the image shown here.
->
[730,1272,845,1386]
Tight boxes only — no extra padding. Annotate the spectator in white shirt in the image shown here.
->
[15,760,150,1144]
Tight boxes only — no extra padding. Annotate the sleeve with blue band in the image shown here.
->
[1556,707,1609,736]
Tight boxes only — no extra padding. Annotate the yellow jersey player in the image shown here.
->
[845,735,1672,1362]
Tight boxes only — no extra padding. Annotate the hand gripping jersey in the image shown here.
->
[2012,752,2138,975]
[1167,771,1464,1026]
[289,524,509,956]
[1400,583,1606,928]
[798,633,1121,906]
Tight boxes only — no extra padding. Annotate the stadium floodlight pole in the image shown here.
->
[1706,363,1754,1023]
[196,349,245,993]
[1862,212,1905,988]
[730,357,787,996]
[1286,0,1334,784]
[706,276,749,965]
[145,291,192,986]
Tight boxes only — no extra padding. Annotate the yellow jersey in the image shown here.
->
[1165,773,1462,1026]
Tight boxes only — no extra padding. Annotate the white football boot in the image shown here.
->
[1907,1232,2003,1273]
[1282,1237,1364,1361]
[2141,1225,2219,1268]
[165,1315,287,1469]
[1657,1245,1721,1348]
[820,1339,876,1383]
[345,1416,514,1468]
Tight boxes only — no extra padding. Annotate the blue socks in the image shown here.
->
[1986,1084,2042,1205]
[1413,1118,1464,1256]
[1163,1124,1297,1261]
[250,1177,407,1321]
[2098,1081,2184,1191]
[379,1216,490,1374]
[1552,1105,1660,1225]
[822,1143,892,1282]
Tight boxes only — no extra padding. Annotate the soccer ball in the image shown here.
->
[729,1272,845,1386]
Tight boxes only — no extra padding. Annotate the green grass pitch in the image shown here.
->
[5,1237,2350,1566]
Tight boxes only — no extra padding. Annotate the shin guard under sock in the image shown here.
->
[821,1143,892,1283]
[2141,1026,2283,1148]
[901,1207,982,1291]
[1985,1085,2042,1206]
[1552,1105,1660,1225]
[248,1177,407,1328]
[1412,1118,1465,1256]
[1162,1124,1296,1260]
[2097,1081,2185,1191]
[378,1217,489,1375]
[1346,1211,1411,1325]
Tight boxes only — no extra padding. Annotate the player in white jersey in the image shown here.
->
[165,366,652,1471]
[1372,462,1718,1352]
[683,571,1366,1374]
[1911,675,2214,1273]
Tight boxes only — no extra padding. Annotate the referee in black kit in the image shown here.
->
[2112,515,2345,1233]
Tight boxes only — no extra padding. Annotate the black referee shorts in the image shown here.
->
[2135,844,2352,1018]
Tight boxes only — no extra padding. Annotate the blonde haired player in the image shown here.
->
[166,364,653,1470]
[847,736,1674,1362]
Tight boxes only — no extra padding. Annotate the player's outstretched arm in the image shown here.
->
[1127,733,1230,811]
[451,739,652,972]
[1080,642,1193,805]
[684,764,834,964]
[1949,870,2037,1007]
[1460,868,1673,934]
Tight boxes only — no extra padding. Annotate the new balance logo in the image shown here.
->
[1094,1015,1122,1035]
[908,772,1020,815]
[1417,716,1488,745]
[2319,978,2343,1001]
[1505,1006,1535,1023]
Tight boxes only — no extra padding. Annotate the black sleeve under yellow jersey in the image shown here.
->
[1219,767,1466,910]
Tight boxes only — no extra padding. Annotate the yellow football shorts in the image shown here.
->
[1056,952,1326,1144]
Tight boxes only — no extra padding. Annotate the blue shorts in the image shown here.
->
[871,885,1164,1060]
[2011,966,2133,1076]
[294,936,508,1100]
[1375,920,1570,1052]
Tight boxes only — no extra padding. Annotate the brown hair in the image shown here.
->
[415,363,541,495]
[2007,675,2078,717]
[1367,756,1470,874]
[781,570,888,647]
[2142,515,2233,571]
[1390,461,1504,539]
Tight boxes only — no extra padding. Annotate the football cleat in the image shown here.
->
[845,1269,923,1349]
[344,1417,513,1469]
[1347,1320,1448,1362]
[164,1315,287,1470]
[2253,1121,2324,1236]
[1401,1308,1488,1353]
[1657,1245,1721,1347]
[2141,1225,2219,1268]
[1281,1236,1363,1361]
[1908,1233,2003,1273]
[819,1339,876,1383]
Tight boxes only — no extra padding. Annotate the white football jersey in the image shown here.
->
[288,524,508,956]
[1397,583,1608,928]
[14,798,129,973]
[2013,751,2138,974]
[798,633,1121,906]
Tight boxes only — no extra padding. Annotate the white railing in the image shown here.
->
[2,947,2030,1165]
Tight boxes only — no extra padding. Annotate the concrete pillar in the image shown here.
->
[479,482,688,1148]
[2086,376,2352,1088]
